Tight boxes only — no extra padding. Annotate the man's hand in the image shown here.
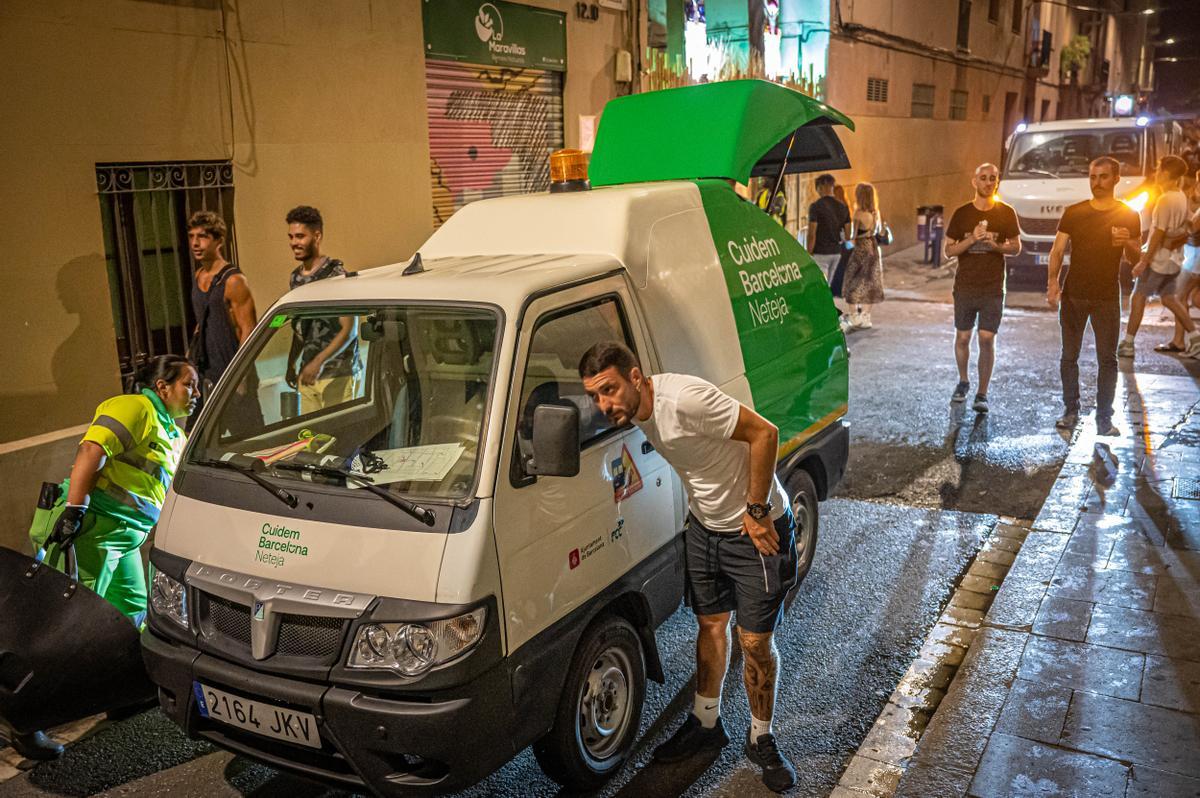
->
[1046,282,1061,310]
[299,360,322,386]
[742,512,780,556]
[48,504,88,547]
[1132,258,1149,278]
[971,222,988,241]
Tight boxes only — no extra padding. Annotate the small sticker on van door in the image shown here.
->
[611,444,643,502]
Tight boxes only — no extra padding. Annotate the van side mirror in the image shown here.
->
[526,404,580,477]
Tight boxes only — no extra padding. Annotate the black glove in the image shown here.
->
[48,504,88,547]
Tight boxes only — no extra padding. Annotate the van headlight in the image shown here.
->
[347,608,487,676]
[149,567,188,629]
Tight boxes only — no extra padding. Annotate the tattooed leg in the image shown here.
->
[738,628,779,721]
[696,612,733,697]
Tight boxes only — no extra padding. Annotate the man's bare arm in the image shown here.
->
[1046,231,1070,308]
[730,405,779,507]
[806,221,817,250]
[224,274,258,345]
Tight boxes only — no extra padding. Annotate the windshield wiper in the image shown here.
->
[1018,169,1061,180]
[195,458,299,508]
[271,462,436,527]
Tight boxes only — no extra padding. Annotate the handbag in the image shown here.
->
[875,220,894,247]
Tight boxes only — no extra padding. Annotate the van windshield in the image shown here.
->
[1004,129,1144,179]
[188,305,499,501]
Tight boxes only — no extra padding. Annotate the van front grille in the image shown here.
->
[205,593,252,646]
[197,592,345,661]
[277,613,345,658]
[1017,215,1059,236]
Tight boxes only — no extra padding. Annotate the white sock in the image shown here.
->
[692,692,721,729]
[750,714,773,742]
[1123,334,1135,344]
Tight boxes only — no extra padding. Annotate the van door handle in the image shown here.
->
[641,441,654,454]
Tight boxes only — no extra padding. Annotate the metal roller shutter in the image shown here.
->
[426,59,565,228]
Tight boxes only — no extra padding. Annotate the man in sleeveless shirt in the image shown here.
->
[188,211,261,429]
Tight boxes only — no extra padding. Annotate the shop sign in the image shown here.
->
[424,0,567,72]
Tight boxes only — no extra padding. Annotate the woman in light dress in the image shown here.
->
[842,182,886,328]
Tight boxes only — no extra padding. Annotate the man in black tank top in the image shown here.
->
[187,211,261,429]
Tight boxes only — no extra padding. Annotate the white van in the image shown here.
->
[997,116,1179,283]
[141,81,852,795]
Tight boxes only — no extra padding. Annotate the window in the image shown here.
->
[911,83,935,118]
[951,90,969,120]
[1040,98,1052,121]
[982,93,991,115]
[519,296,632,453]
[1004,129,1145,179]
[866,77,889,103]
[957,0,972,50]
[1011,0,1022,33]
[96,161,237,388]
[988,0,1000,22]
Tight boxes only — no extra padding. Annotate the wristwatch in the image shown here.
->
[746,501,773,520]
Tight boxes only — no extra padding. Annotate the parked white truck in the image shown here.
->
[997,116,1182,284]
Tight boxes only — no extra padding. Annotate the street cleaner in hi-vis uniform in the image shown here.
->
[31,355,199,623]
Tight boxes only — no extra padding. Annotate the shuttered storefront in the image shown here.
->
[426,59,565,228]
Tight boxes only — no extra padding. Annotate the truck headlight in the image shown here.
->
[149,567,188,629]
[348,607,487,676]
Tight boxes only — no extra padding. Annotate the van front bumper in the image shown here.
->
[142,629,518,796]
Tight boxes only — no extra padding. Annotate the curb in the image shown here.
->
[830,516,1034,798]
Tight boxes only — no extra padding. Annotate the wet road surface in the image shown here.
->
[4,298,1196,797]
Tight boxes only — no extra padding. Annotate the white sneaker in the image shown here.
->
[1116,339,1135,358]
[858,312,873,329]
[1185,333,1200,359]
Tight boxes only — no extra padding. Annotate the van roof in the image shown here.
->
[1019,117,1150,132]
[272,253,622,313]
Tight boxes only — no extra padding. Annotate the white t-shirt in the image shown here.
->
[1149,189,1188,275]
[635,373,789,532]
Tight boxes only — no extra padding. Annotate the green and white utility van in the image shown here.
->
[142,80,853,796]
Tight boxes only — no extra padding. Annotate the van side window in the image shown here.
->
[517,296,633,450]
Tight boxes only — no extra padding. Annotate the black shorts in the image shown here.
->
[683,510,798,633]
[953,293,1005,333]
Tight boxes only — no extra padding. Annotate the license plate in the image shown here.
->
[1036,254,1049,265]
[193,682,321,749]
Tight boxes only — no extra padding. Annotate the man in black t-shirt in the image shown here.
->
[806,173,851,286]
[1047,157,1141,436]
[944,163,1021,414]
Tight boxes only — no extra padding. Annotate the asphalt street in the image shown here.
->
[3,294,1197,798]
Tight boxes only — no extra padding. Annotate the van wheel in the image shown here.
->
[786,468,820,587]
[533,615,645,789]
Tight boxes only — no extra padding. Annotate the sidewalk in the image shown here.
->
[881,371,1200,797]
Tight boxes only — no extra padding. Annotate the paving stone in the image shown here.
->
[1141,655,1200,713]
[940,604,984,629]
[919,638,967,667]
[898,657,957,693]
[968,559,1011,581]
[894,628,1026,798]
[960,573,1002,594]
[985,575,1047,629]
[1016,636,1144,700]
[837,754,904,797]
[1068,512,1167,557]
[950,588,993,612]
[968,733,1128,798]
[1126,499,1200,537]
[993,523,1030,542]
[1048,555,1157,610]
[1061,690,1200,778]
[829,787,869,798]
[1109,536,1200,576]
[1168,524,1200,551]
[857,714,920,765]
[1031,504,1082,534]
[976,547,1017,567]
[1153,578,1200,617]
[1005,531,1069,583]
[1125,765,1200,798]
[984,536,1023,554]
[1087,604,1200,662]
[993,678,1072,744]
[1032,595,1093,642]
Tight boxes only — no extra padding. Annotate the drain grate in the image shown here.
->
[1173,477,1200,501]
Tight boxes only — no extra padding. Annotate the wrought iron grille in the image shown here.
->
[95,161,238,387]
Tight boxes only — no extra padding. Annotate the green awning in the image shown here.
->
[588,80,855,187]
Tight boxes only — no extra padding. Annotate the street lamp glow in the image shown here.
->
[1136,115,1150,127]
[1141,7,1155,14]
[1015,121,1028,133]
[1164,37,1176,44]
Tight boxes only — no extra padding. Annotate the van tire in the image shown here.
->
[785,468,819,599]
[533,615,645,789]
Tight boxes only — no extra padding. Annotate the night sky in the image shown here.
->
[1153,0,1200,114]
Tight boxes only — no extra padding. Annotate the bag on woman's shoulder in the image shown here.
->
[875,221,894,247]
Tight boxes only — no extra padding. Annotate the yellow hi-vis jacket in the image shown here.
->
[82,388,186,531]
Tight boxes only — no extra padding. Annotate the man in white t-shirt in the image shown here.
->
[1118,155,1200,359]
[579,342,798,793]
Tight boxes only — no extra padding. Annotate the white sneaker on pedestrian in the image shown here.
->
[1117,339,1135,358]
[858,311,873,329]
[1185,332,1200,359]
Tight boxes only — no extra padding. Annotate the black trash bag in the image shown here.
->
[0,543,154,734]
